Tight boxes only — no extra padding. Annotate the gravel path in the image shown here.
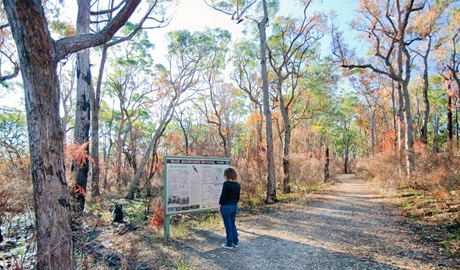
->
[174,174,459,269]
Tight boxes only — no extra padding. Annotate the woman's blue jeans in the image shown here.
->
[221,204,238,246]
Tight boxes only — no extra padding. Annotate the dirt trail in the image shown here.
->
[174,174,459,269]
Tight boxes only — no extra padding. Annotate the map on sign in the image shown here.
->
[164,156,230,215]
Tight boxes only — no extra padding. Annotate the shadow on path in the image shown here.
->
[172,174,459,270]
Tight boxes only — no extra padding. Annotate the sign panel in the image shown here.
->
[164,156,230,215]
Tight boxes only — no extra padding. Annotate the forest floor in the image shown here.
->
[2,174,460,269]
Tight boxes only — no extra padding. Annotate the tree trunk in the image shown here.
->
[456,108,458,147]
[146,151,160,197]
[115,117,127,187]
[91,45,108,197]
[420,37,431,145]
[4,0,142,267]
[282,124,291,193]
[397,83,404,178]
[433,112,439,152]
[259,0,276,204]
[391,81,398,152]
[343,120,349,174]
[448,95,453,141]
[4,2,74,268]
[126,98,176,199]
[70,0,91,252]
[402,83,415,176]
[397,1,415,177]
[370,105,375,152]
[126,136,160,199]
[177,113,190,155]
[277,83,291,194]
[103,110,115,190]
[324,144,330,182]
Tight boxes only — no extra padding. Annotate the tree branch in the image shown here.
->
[54,0,142,61]
[0,50,20,82]
[90,0,125,15]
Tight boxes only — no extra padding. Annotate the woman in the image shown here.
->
[218,167,241,249]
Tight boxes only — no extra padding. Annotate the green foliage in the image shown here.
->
[209,0,279,19]
[173,256,195,270]
[167,28,231,69]
[100,211,112,222]
[330,93,359,161]
[0,108,28,155]
[110,28,154,72]
[123,199,150,221]
[171,221,190,239]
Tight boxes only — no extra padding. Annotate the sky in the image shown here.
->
[0,0,359,108]
[150,0,359,61]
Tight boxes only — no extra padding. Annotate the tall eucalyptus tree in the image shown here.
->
[205,0,279,203]
[333,0,429,176]
[267,1,323,193]
[3,0,147,267]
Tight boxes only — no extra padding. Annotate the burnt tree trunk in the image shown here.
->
[324,144,330,182]
[70,0,91,251]
[448,95,453,142]
[4,0,142,268]
[4,2,74,268]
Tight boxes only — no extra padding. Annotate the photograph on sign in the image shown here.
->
[164,156,230,215]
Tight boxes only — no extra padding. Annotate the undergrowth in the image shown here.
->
[0,148,331,269]
[356,148,460,258]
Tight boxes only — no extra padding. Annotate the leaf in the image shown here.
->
[64,142,95,168]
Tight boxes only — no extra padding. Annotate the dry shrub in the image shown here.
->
[355,151,402,188]
[233,156,267,204]
[289,154,324,188]
[0,156,33,215]
[0,156,35,268]
[102,166,134,192]
[356,147,460,192]
[413,147,460,192]
[232,152,328,203]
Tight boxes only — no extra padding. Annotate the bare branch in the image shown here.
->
[0,23,9,30]
[55,0,142,61]
[0,50,19,82]
[91,0,125,15]
[0,63,19,82]
[341,63,399,81]
[106,3,162,47]
[203,0,234,16]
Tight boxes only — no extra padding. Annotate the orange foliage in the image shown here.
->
[150,203,164,232]
[69,183,87,197]
[247,110,263,124]
[433,189,448,199]
[380,130,396,152]
[432,165,448,184]
[151,161,163,174]
[164,131,181,145]
[64,142,95,168]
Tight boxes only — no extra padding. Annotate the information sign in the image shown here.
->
[164,156,230,216]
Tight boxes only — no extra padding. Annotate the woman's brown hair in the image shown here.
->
[224,167,237,181]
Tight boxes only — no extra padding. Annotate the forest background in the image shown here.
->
[0,0,459,268]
